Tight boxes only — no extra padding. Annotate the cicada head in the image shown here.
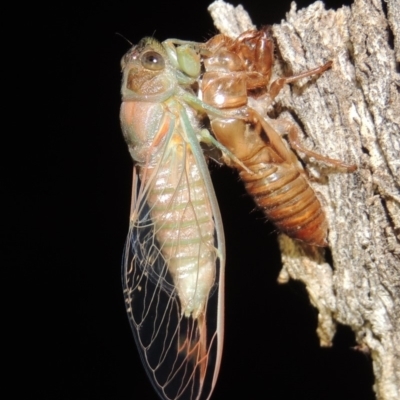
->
[121,38,177,102]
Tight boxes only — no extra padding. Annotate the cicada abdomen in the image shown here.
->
[200,28,356,246]
[120,37,224,400]
[214,115,329,245]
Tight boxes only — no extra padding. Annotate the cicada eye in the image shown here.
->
[141,51,165,71]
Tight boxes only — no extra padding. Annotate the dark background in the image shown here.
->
[14,0,375,399]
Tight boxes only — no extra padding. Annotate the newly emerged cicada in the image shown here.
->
[120,37,231,400]
[199,28,356,246]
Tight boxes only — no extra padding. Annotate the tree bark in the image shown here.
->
[208,1,400,399]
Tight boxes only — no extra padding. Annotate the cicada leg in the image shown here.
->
[263,115,357,172]
[269,61,333,100]
[199,128,254,174]
[259,60,357,171]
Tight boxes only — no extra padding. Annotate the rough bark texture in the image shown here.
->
[209,1,400,399]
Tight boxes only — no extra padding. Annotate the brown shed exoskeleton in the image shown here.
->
[200,28,356,246]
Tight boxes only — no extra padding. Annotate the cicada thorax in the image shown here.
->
[201,28,274,109]
[201,28,331,246]
[204,28,274,89]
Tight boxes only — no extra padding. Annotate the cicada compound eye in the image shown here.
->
[141,51,165,71]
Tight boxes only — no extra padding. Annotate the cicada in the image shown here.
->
[120,37,233,400]
[119,28,357,400]
[199,28,356,246]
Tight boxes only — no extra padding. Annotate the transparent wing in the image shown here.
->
[122,119,224,400]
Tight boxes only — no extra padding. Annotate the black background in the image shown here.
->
[14,0,375,399]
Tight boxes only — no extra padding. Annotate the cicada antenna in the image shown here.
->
[115,32,133,46]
